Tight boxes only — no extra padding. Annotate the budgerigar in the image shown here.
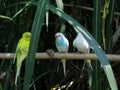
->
[15,32,31,85]
[55,32,69,75]
[73,32,93,70]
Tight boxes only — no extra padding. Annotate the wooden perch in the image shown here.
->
[0,53,120,61]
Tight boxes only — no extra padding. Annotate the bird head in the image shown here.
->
[22,32,31,40]
[55,32,64,40]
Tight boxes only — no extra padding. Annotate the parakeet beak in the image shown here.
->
[55,35,58,39]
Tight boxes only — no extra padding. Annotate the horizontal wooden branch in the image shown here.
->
[0,53,120,61]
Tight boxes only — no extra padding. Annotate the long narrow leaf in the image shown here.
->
[55,0,64,10]
[92,0,102,90]
[106,0,116,53]
[12,1,31,19]
[23,0,48,90]
[48,5,118,90]
[103,0,116,89]
[55,0,66,33]
[0,15,12,20]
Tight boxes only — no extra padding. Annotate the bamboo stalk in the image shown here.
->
[0,53,120,61]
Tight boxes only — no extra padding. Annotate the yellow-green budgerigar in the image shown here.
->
[15,32,31,85]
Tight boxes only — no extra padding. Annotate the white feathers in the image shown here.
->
[73,32,93,70]
[73,32,90,53]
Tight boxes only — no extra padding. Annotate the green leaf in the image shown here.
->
[55,0,64,10]
[55,0,66,33]
[92,0,102,90]
[12,1,31,19]
[23,0,48,90]
[103,0,116,89]
[0,15,12,20]
[48,4,118,90]
[106,0,116,53]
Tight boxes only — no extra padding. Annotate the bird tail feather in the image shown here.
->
[86,60,93,71]
[61,59,66,75]
[15,63,22,86]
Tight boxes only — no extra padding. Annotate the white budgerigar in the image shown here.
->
[73,32,93,70]
[55,32,69,75]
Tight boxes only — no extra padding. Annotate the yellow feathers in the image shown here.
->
[15,32,31,85]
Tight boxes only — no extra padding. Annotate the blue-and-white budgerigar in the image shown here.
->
[55,32,69,75]
[73,32,93,70]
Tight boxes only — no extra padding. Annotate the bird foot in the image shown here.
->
[46,49,55,57]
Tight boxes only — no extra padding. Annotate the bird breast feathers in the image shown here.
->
[56,37,69,52]
[73,33,90,52]
[57,45,68,52]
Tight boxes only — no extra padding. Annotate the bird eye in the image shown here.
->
[26,34,31,38]
[58,35,61,37]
